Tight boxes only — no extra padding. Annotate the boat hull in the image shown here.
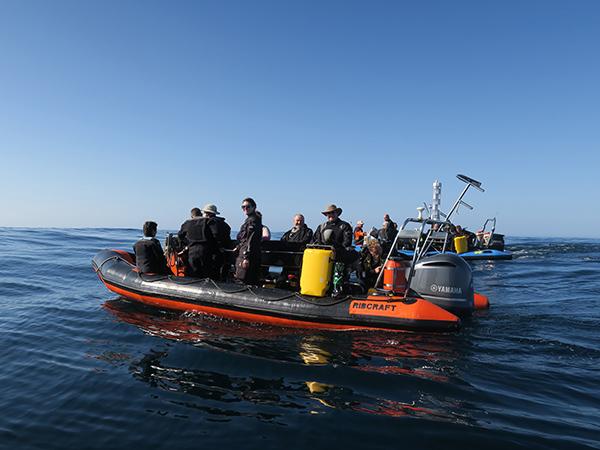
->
[93,249,460,332]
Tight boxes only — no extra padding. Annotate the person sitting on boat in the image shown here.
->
[178,207,217,278]
[261,222,272,241]
[383,213,398,229]
[377,220,398,255]
[201,203,232,280]
[235,197,262,285]
[360,239,384,288]
[281,214,313,244]
[453,225,477,250]
[133,221,169,275]
[353,220,366,246]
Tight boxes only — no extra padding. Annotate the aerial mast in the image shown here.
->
[431,179,442,221]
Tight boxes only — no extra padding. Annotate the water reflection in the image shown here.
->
[104,298,476,424]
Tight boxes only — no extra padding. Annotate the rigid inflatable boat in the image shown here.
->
[93,174,494,333]
[93,246,490,333]
[393,177,512,261]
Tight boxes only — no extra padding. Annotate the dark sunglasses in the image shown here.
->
[241,204,253,209]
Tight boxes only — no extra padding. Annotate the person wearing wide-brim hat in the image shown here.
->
[312,204,357,297]
[201,203,220,216]
[312,204,353,252]
[321,204,342,215]
[200,203,232,280]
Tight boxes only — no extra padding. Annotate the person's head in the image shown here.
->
[367,239,382,257]
[201,203,219,218]
[241,197,256,216]
[322,204,342,222]
[143,221,158,238]
[356,220,364,229]
[456,225,463,233]
[432,223,439,231]
[293,214,305,227]
[190,207,202,218]
[383,213,391,222]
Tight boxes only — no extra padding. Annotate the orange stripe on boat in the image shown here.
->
[99,278,459,331]
[349,298,460,323]
[100,280,424,332]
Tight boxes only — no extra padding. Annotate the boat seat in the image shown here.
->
[260,240,305,270]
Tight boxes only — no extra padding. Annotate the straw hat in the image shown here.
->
[321,204,342,215]
[201,203,220,215]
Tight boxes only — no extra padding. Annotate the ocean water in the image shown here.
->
[0,228,598,450]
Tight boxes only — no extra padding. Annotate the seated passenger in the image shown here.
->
[281,214,313,244]
[454,225,477,250]
[377,220,397,255]
[262,226,271,241]
[360,239,384,288]
[353,220,366,246]
[133,221,169,274]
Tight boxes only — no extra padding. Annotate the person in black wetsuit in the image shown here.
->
[281,214,313,244]
[133,221,169,274]
[235,197,262,284]
[200,203,232,280]
[312,204,354,260]
[178,207,216,278]
[312,204,358,296]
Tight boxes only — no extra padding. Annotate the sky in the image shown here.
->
[0,0,599,237]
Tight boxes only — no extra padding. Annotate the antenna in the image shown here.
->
[431,180,442,221]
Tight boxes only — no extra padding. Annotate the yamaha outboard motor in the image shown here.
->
[409,253,474,315]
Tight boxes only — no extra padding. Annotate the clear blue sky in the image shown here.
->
[1,0,598,237]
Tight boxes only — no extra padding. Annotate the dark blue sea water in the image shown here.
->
[1,228,599,450]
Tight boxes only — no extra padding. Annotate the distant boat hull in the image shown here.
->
[398,249,512,261]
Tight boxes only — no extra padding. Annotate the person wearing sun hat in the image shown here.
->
[312,204,353,254]
[201,203,232,280]
[312,204,357,296]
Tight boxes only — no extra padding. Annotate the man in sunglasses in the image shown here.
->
[235,197,262,284]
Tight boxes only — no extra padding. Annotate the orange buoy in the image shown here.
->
[474,292,490,309]
[383,258,407,293]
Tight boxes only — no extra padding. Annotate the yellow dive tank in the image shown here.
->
[454,235,468,254]
[300,247,334,297]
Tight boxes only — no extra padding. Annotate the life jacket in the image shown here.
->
[354,228,366,244]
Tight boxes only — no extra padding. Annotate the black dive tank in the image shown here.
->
[409,253,474,315]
